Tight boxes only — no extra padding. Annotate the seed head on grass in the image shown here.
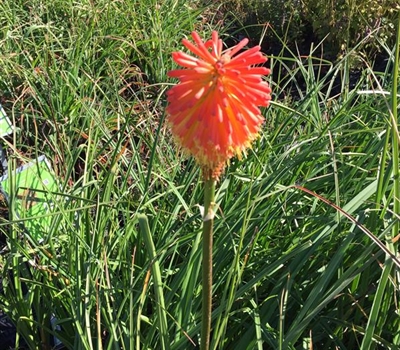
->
[166,31,272,179]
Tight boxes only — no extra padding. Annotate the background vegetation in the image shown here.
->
[221,0,399,58]
[0,0,399,349]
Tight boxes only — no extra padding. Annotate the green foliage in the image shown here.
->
[301,0,399,53]
[218,0,305,48]
[0,0,399,349]
[220,0,398,57]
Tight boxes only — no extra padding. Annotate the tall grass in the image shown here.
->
[0,1,399,349]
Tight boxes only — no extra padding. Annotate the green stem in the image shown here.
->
[360,13,400,350]
[138,214,169,350]
[201,178,216,350]
[390,11,400,346]
[390,11,400,255]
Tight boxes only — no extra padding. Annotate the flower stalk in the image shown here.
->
[166,30,271,349]
[201,176,216,350]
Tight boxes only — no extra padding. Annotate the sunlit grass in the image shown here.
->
[0,1,399,349]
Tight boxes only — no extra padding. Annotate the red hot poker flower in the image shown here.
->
[166,31,271,179]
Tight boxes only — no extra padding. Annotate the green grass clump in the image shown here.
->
[0,1,399,349]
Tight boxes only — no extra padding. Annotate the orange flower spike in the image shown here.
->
[167,31,272,179]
